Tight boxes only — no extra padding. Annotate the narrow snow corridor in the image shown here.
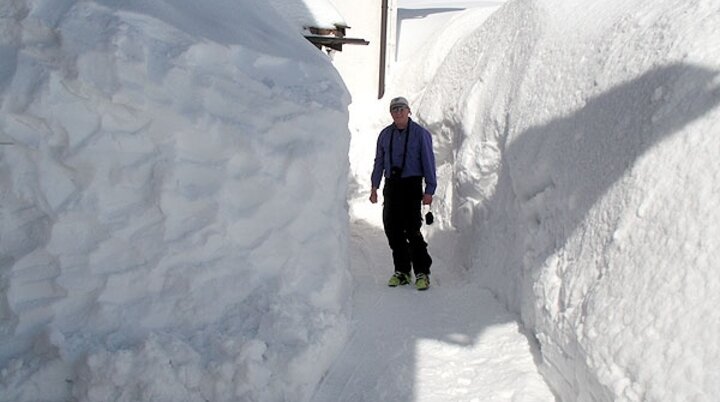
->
[309,210,556,401]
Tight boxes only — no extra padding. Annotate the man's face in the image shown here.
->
[390,105,410,126]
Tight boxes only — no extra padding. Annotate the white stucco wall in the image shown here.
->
[329,0,397,101]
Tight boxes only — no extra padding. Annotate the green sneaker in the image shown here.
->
[415,273,430,291]
[388,271,411,287]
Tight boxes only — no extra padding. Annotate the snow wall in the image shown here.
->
[0,1,351,401]
[415,0,720,401]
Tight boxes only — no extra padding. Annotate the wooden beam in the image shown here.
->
[305,36,369,52]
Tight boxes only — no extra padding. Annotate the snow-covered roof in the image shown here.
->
[267,0,347,32]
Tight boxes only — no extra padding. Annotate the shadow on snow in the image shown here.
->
[314,62,719,401]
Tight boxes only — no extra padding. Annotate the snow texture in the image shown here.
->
[404,0,720,401]
[1,0,719,401]
[1,1,350,401]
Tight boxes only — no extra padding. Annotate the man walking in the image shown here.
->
[370,96,437,290]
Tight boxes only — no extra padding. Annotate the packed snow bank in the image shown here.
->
[410,0,720,400]
[0,1,351,401]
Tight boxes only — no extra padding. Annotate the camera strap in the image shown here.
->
[389,126,410,174]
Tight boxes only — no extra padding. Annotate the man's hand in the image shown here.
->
[422,194,433,205]
[370,188,378,204]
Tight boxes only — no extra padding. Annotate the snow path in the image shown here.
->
[310,212,556,402]
[311,2,556,399]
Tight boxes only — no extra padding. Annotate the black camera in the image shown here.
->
[425,211,434,225]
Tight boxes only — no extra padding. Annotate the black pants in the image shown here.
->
[383,176,432,276]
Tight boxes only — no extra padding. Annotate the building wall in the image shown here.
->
[329,0,397,102]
